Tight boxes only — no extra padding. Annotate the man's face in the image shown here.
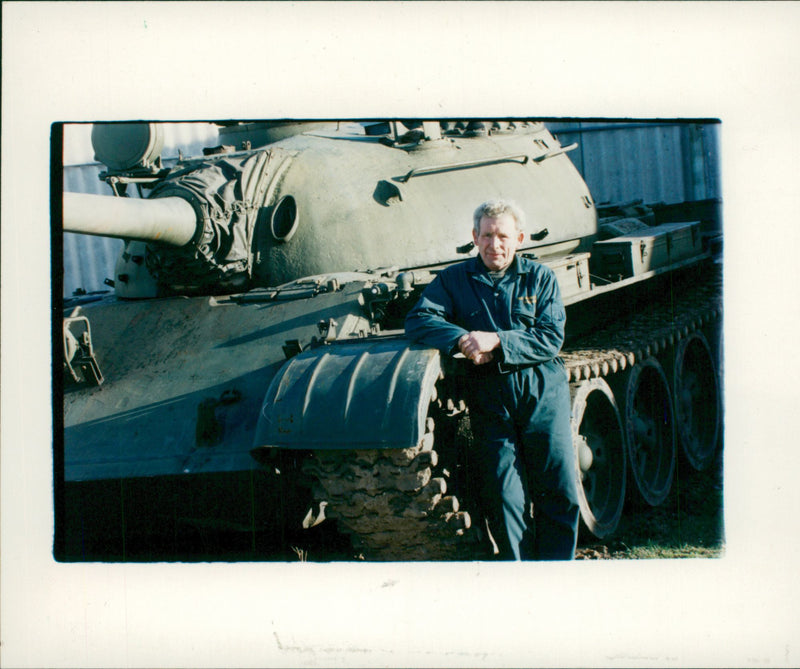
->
[473,213,525,272]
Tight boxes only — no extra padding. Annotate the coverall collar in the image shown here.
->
[466,254,530,286]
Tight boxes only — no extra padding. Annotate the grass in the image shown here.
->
[615,543,723,559]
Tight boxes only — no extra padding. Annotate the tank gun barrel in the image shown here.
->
[63,192,198,247]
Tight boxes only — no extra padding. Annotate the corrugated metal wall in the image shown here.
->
[547,120,721,208]
[60,120,722,296]
[62,164,124,297]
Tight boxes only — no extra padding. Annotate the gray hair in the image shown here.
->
[472,199,526,235]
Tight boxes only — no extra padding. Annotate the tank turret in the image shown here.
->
[64,120,597,297]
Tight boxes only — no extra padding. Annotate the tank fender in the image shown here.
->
[252,339,441,452]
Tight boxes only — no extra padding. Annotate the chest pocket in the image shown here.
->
[512,293,538,328]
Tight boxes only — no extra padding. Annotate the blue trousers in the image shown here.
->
[466,359,580,561]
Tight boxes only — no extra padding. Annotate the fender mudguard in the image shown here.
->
[253,338,441,451]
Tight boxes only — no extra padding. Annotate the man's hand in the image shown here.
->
[459,331,501,365]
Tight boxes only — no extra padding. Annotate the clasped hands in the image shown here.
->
[458,330,501,365]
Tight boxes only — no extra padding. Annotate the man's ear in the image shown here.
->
[472,227,480,245]
[516,230,525,247]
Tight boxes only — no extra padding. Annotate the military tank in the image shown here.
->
[58,120,722,561]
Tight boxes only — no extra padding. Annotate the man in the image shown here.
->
[405,200,580,560]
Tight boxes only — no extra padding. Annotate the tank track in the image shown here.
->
[302,266,721,561]
[561,267,722,381]
[301,411,480,561]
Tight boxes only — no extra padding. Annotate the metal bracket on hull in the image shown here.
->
[63,315,104,386]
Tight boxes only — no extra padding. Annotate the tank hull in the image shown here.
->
[63,281,374,482]
[59,280,376,560]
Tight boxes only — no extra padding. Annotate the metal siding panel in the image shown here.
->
[547,121,719,209]
[164,123,219,158]
[650,125,685,202]
[62,233,121,298]
[692,123,722,201]
[623,128,645,200]
[62,164,123,297]
[652,128,669,199]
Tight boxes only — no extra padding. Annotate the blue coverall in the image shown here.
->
[405,255,580,560]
